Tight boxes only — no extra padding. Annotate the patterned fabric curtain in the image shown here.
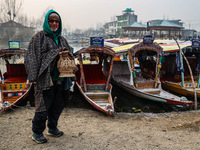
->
[176,51,184,72]
[195,54,200,72]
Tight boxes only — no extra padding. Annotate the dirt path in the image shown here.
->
[1,106,200,150]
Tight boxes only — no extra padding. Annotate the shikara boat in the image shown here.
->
[111,36,193,105]
[75,46,115,115]
[161,39,200,99]
[0,48,32,110]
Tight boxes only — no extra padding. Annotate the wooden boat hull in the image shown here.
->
[111,42,193,106]
[0,83,32,110]
[76,82,114,115]
[162,81,200,99]
[112,79,193,105]
[75,46,116,115]
[0,48,32,110]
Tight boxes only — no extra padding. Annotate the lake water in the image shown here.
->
[70,43,89,52]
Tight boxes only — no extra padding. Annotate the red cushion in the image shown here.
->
[4,64,27,83]
[6,64,27,77]
[4,76,27,83]
[76,64,106,84]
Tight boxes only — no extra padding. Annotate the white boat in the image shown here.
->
[111,39,193,106]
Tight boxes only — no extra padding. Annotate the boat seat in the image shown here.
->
[137,80,156,89]
[86,84,106,91]
[139,88,160,94]
[4,76,27,83]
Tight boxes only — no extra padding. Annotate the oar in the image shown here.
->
[173,36,197,110]
[105,57,114,91]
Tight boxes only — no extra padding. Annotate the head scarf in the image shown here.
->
[43,9,62,45]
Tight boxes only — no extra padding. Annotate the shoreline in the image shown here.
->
[1,106,200,149]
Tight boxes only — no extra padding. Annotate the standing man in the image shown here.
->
[25,9,72,144]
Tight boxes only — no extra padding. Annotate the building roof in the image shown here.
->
[123,22,146,28]
[0,20,34,29]
[122,22,146,31]
[150,20,183,28]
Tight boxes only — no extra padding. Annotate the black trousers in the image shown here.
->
[32,83,65,134]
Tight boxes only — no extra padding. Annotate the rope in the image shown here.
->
[1,103,34,112]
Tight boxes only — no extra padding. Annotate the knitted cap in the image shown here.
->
[49,12,60,20]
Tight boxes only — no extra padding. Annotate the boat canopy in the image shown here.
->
[112,40,192,54]
[104,41,119,48]
[112,43,138,54]
[0,48,27,57]
[129,43,163,56]
[161,41,192,53]
[78,46,115,56]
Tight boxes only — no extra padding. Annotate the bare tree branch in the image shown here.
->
[0,0,23,21]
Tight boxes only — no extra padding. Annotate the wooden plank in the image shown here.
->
[3,89,27,93]
[3,96,21,104]
[137,81,156,89]
[92,99,108,102]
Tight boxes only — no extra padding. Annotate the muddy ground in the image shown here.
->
[1,104,200,150]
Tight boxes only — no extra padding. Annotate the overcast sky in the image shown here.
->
[22,0,200,31]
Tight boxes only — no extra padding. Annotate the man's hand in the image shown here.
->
[68,51,73,57]
[59,50,73,57]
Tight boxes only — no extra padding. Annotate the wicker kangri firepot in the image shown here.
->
[57,51,77,77]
